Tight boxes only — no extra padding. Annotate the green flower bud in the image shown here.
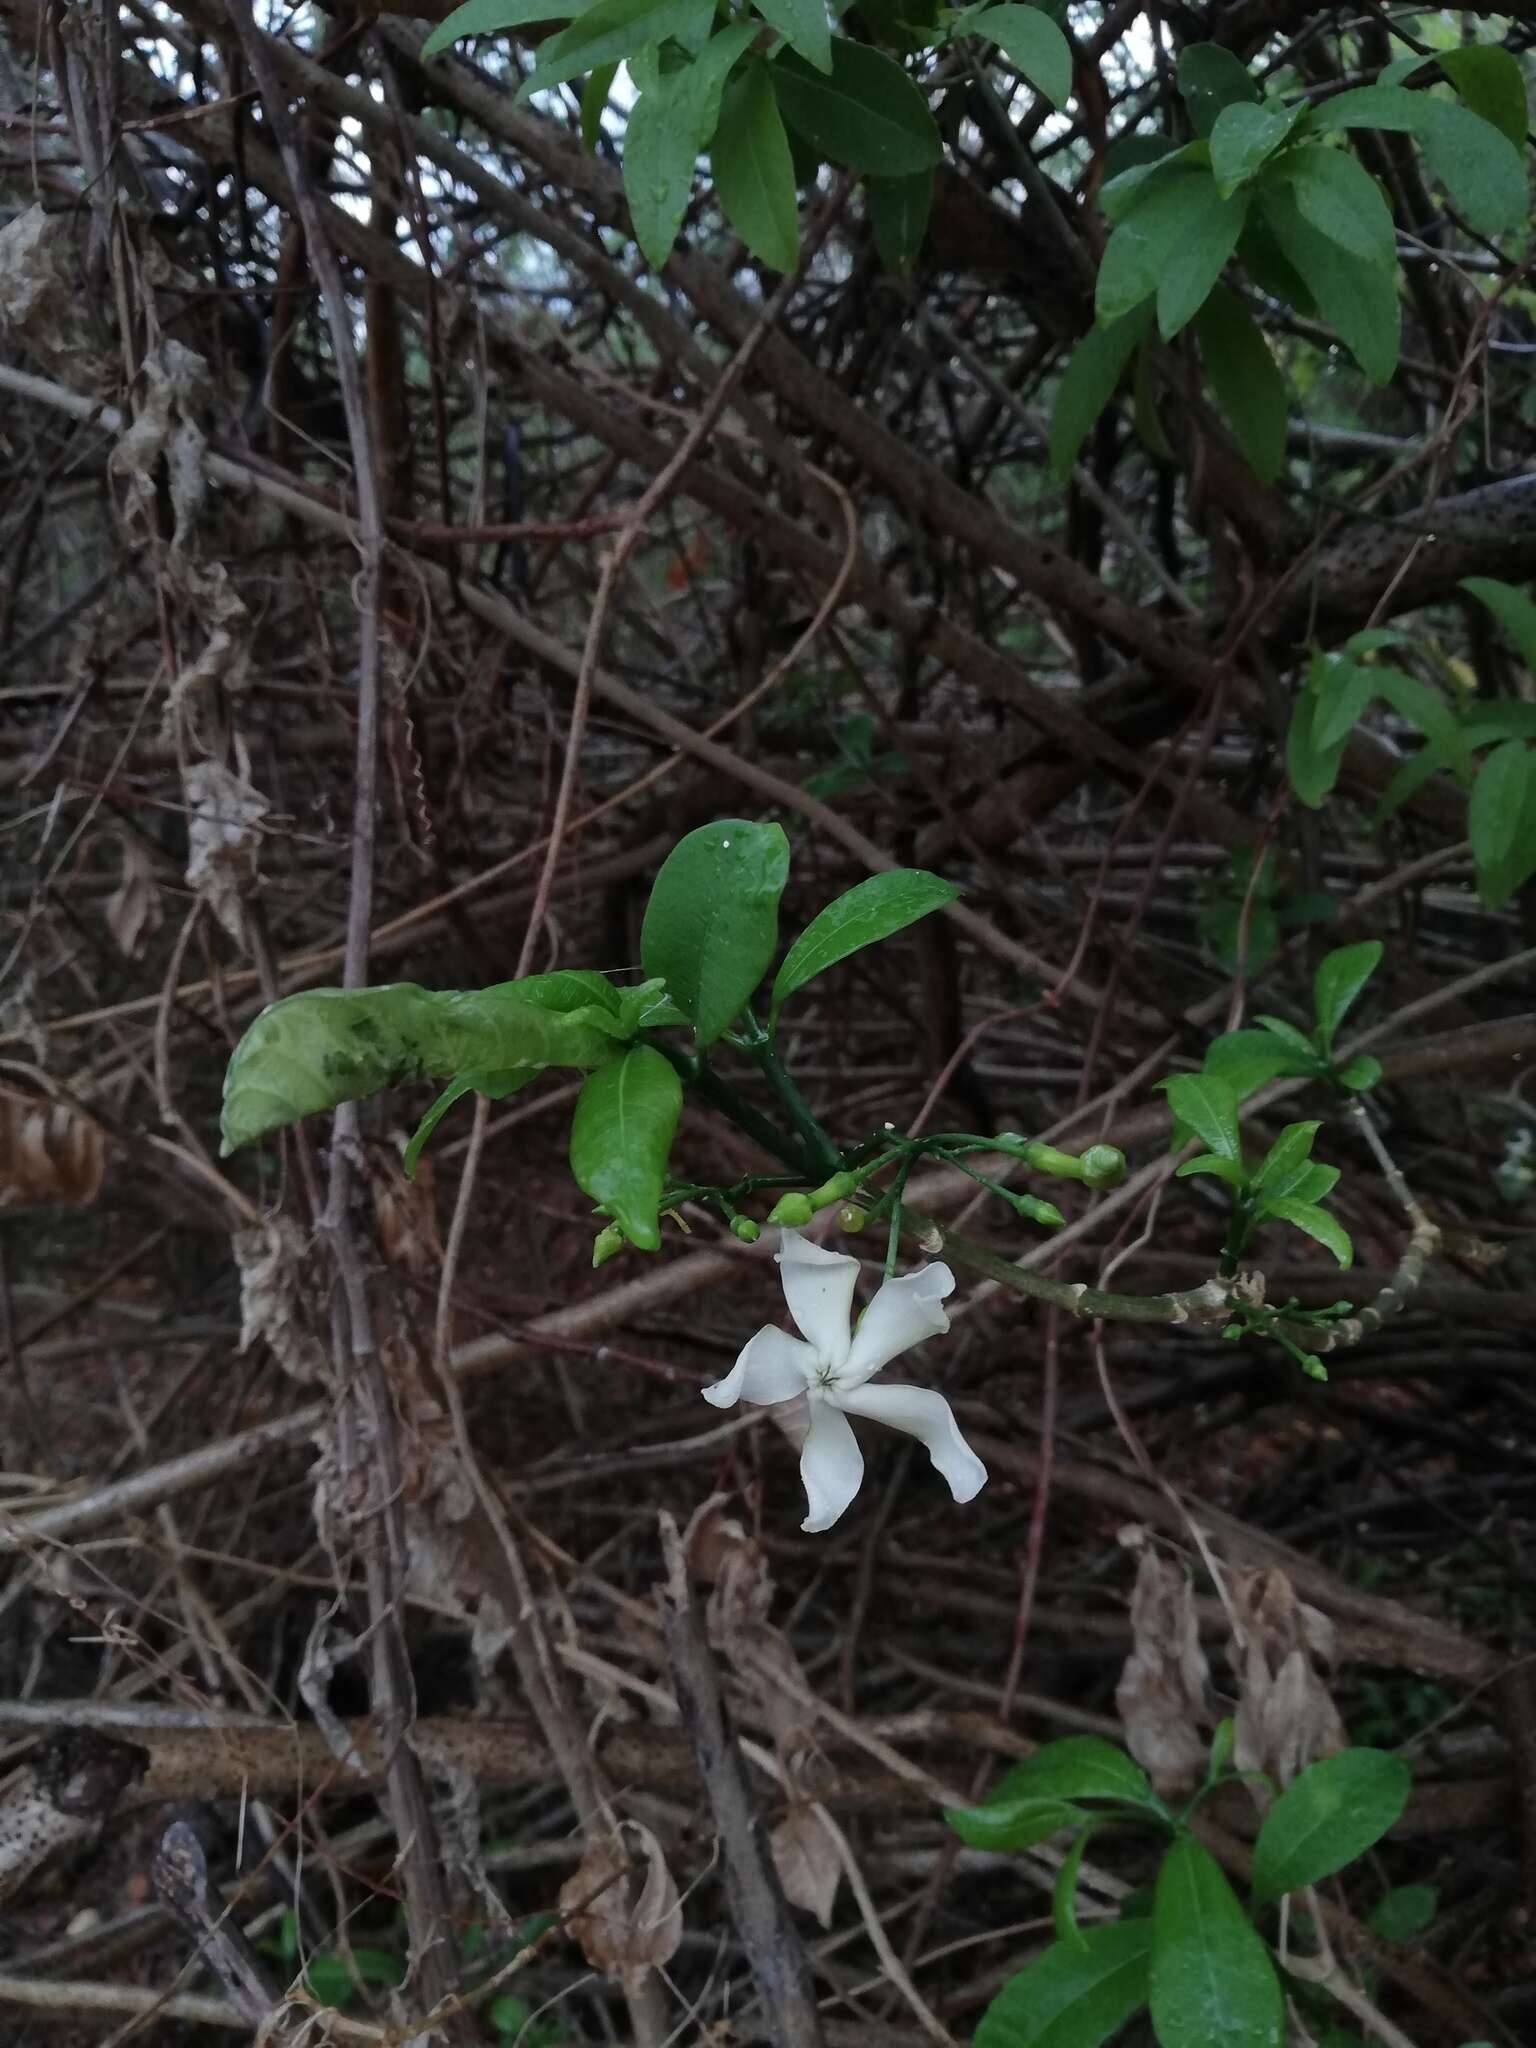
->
[592,1222,626,1267]
[1080,1144,1127,1190]
[1021,1141,1080,1178]
[731,1215,761,1243]
[805,1170,859,1210]
[836,1203,868,1233]
[1011,1192,1065,1229]
[767,1192,815,1227]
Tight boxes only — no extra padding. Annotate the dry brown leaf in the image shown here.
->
[699,1511,820,1780]
[109,337,212,545]
[233,1218,329,1383]
[559,1825,681,1982]
[1228,1567,1346,1788]
[0,1095,104,1209]
[106,836,163,958]
[0,204,107,390]
[364,1139,443,1277]
[770,1803,841,1928]
[184,756,267,945]
[1114,1538,1212,1799]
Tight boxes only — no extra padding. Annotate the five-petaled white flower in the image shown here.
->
[702,1227,987,1532]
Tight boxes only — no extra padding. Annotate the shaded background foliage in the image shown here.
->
[2,1,1536,2044]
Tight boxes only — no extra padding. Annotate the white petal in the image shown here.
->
[776,1227,858,1367]
[703,1325,819,1409]
[832,1381,986,1503]
[841,1262,955,1385]
[798,1395,865,1533]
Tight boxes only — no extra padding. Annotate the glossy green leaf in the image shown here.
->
[1194,285,1286,483]
[1159,1072,1243,1164]
[422,0,575,59]
[1311,651,1378,751]
[1313,940,1382,1051]
[1439,44,1529,150]
[983,1737,1161,1812]
[221,978,625,1153]
[1097,171,1248,336]
[713,58,801,270]
[569,1044,682,1250]
[869,168,933,273]
[581,60,618,146]
[1150,1837,1284,2048]
[773,42,942,176]
[971,4,1073,110]
[640,818,791,1043]
[1177,43,1261,140]
[1469,739,1536,907]
[1175,1151,1246,1187]
[771,868,958,1019]
[975,1920,1152,2048]
[944,1793,1086,1852]
[1252,1015,1317,1058]
[1053,1824,1098,1951]
[1209,102,1297,196]
[1264,1195,1353,1267]
[1334,1055,1381,1093]
[1284,1161,1340,1204]
[517,0,710,101]
[403,1067,536,1177]
[1462,575,1536,674]
[1252,1749,1411,1904]
[1282,144,1396,265]
[1252,1121,1320,1195]
[1203,1030,1315,1100]
[753,0,831,71]
[1371,668,1471,782]
[1048,302,1154,479]
[624,24,757,267]
[1308,85,1525,236]
[1262,186,1398,383]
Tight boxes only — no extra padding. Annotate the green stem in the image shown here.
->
[739,1017,841,1178]
[656,1043,805,1169]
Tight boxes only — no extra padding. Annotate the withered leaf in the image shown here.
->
[559,1825,681,1982]
[770,1803,841,1928]
[0,1096,104,1210]
[1115,1540,1212,1800]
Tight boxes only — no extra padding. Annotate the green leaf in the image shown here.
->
[944,1794,1086,1852]
[1203,1029,1315,1099]
[713,57,801,270]
[1252,1121,1320,1195]
[1262,185,1398,383]
[1053,1824,1098,1951]
[305,1945,404,2006]
[1047,302,1154,479]
[1251,1749,1411,1904]
[1175,1151,1247,1187]
[970,4,1073,111]
[1371,669,1471,782]
[1469,740,1536,906]
[403,1067,536,1177]
[1313,940,1382,1052]
[1284,1161,1339,1204]
[1177,43,1261,140]
[1252,1015,1318,1059]
[1439,45,1529,150]
[422,0,575,59]
[773,42,942,176]
[868,168,933,273]
[1209,102,1298,197]
[1150,1837,1284,2048]
[1159,1073,1243,1164]
[221,980,625,1154]
[1263,1195,1353,1267]
[640,818,791,1043]
[1462,575,1536,674]
[517,0,710,101]
[974,1921,1153,2048]
[1334,1055,1381,1093]
[1367,1883,1438,1943]
[581,60,618,147]
[569,1044,682,1250]
[771,868,958,1019]
[1280,144,1396,265]
[753,0,831,72]
[1096,171,1248,335]
[984,1738,1161,1812]
[1194,285,1286,482]
[624,25,757,268]
[1308,86,1525,237]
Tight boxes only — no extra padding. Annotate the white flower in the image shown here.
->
[703,1227,987,1533]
